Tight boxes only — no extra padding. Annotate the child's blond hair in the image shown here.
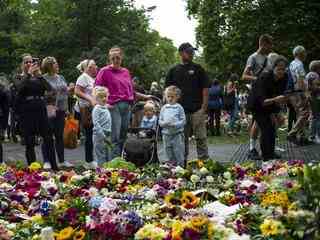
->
[94,86,108,103]
[144,102,155,113]
[164,85,181,98]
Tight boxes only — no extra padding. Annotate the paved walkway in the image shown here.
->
[2,140,239,166]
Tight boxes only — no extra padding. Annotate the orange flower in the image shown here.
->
[73,229,85,240]
[197,160,204,168]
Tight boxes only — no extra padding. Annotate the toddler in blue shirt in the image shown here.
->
[92,87,112,166]
[159,86,186,167]
[140,102,157,130]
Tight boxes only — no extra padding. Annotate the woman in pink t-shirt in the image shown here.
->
[95,46,150,158]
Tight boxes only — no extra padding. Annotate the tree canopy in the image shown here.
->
[186,0,320,80]
[0,0,178,88]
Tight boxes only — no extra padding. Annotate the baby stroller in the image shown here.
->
[122,97,162,167]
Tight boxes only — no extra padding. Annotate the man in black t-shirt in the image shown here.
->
[165,42,210,163]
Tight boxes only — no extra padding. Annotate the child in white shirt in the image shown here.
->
[92,87,112,166]
[159,86,186,167]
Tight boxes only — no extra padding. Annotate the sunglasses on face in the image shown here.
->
[111,56,121,61]
[24,61,32,64]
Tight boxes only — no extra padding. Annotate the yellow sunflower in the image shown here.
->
[73,229,85,240]
[56,227,74,240]
[260,219,281,236]
[181,191,200,209]
[190,216,209,229]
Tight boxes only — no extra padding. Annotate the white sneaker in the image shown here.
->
[59,161,74,168]
[64,161,74,167]
[43,162,51,169]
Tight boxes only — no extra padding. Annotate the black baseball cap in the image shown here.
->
[178,42,197,53]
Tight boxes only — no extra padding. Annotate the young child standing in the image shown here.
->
[140,102,157,129]
[159,86,186,167]
[92,87,112,166]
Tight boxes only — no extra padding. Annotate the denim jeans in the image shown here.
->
[109,102,131,158]
[42,110,65,163]
[93,134,110,166]
[163,133,185,167]
[310,115,320,138]
[228,101,239,131]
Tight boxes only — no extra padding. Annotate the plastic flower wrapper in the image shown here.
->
[29,162,42,172]
[135,224,168,240]
[103,157,137,172]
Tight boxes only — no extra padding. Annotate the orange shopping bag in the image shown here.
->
[64,115,79,149]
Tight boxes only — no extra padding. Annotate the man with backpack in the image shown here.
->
[242,34,273,160]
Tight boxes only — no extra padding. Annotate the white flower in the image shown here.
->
[206,176,214,183]
[174,166,186,175]
[240,179,254,188]
[88,187,99,197]
[40,227,54,240]
[145,189,157,200]
[200,167,209,176]
[70,175,83,183]
[190,174,200,183]
[223,171,232,179]
[224,180,234,188]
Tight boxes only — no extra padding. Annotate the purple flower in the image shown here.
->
[182,228,201,240]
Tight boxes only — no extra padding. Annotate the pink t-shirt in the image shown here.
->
[95,65,134,106]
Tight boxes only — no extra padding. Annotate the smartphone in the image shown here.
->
[32,58,40,65]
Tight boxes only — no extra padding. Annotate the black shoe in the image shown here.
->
[272,153,282,159]
[12,136,18,143]
[248,149,261,160]
[263,152,282,161]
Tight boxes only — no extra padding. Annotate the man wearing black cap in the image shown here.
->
[165,42,210,164]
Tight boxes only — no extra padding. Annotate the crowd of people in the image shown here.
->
[0,36,320,170]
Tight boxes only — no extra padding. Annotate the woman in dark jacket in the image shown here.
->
[208,79,223,136]
[247,56,288,161]
[16,56,58,170]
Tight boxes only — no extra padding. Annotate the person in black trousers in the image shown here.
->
[16,55,58,170]
[247,56,288,161]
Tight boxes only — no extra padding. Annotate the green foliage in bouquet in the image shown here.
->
[103,157,137,172]
[297,163,320,239]
[187,159,226,175]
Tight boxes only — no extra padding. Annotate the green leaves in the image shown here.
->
[0,0,177,88]
[186,0,320,81]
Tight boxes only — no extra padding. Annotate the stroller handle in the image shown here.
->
[149,95,162,104]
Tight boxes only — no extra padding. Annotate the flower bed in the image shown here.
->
[0,159,319,240]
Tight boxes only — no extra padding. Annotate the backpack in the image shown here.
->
[208,85,223,109]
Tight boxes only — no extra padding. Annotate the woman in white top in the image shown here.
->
[75,59,98,168]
